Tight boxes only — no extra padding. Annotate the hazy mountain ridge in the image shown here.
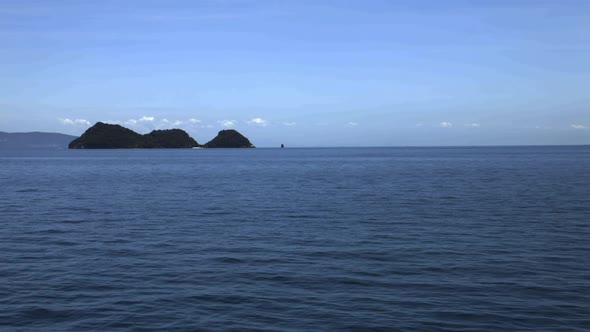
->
[0,132,77,150]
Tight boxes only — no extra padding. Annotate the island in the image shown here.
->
[67,122,255,149]
[204,129,255,148]
[68,122,198,149]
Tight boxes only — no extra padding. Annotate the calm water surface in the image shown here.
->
[1,147,589,331]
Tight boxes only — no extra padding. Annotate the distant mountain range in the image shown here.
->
[0,132,77,150]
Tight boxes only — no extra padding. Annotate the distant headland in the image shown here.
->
[68,122,255,149]
[0,131,77,150]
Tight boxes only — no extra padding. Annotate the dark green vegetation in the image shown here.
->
[204,129,255,148]
[143,129,198,148]
[68,122,198,149]
[0,132,77,149]
[67,122,255,149]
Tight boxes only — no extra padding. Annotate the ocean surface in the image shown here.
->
[1,146,589,331]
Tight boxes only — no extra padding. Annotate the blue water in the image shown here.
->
[1,147,589,331]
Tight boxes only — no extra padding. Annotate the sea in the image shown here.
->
[1,146,589,331]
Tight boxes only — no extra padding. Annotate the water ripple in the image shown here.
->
[0,147,589,331]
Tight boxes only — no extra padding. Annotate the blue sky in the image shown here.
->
[1,0,589,146]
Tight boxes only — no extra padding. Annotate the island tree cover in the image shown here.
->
[68,122,198,149]
[142,129,198,148]
[68,122,255,149]
[204,129,255,148]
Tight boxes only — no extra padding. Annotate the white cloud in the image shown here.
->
[60,118,91,126]
[465,123,480,128]
[123,116,155,126]
[185,118,211,129]
[156,118,185,128]
[247,117,269,127]
[218,120,236,128]
[139,116,155,122]
[415,122,424,127]
[282,122,296,127]
[439,121,453,128]
[347,122,358,127]
[571,124,587,129]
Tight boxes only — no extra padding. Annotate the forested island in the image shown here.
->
[203,129,255,148]
[68,122,255,149]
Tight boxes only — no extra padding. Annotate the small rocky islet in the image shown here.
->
[68,122,254,149]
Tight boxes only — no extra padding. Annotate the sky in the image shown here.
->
[1,0,589,146]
